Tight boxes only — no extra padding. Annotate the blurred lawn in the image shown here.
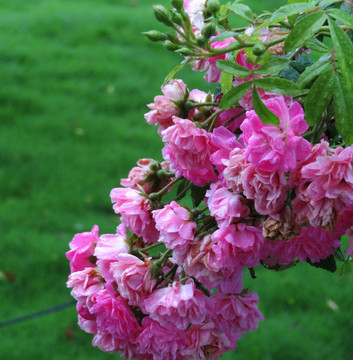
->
[0,0,352,359]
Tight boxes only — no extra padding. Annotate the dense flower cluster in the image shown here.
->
[67,0,353,359]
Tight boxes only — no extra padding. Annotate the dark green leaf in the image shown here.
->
[328,8,353,28]
[319,0,344,7]
[255,77,302,96]
[304,67,335,126]
[296,54,331,88]
[216,59,251,78]
[270,3,317,23]
[190,184,208,207]
[279,66,301,83]
[254,58,290,76]
[328,17,353,91]
[220,81,252,109]
[333,74,353,144]
[252,86,280,125]
[307,255,337,273]
[290,55,314,73]
[285,12,326,52]
[228,3,255,22]
[163,59,192,86]
[220,71,233,95]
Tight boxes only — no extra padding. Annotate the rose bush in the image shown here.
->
[67,0,353,359]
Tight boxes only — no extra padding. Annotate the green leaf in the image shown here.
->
[305,37,331,53]
[216,59,251,78]
[285,12,326,53]
[328,8,353,29]
[319,0,344,7]
[254,58,290,76]
[290,55,314,73]
[228,3,256,22]
[212,31,236,42]
[190,184,208,207]
[307,255,337,273]
[163,59,192,86]
[255,77,302,96]
[304,67,335,125]
[252,86,280,125]
[296,54,331,88]
[333,74,353,144]
[270,3,317,23]
[220,81,252,109]
[220,71,233,95]
[328,16,353,90]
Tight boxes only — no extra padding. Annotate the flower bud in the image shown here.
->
[171,0,184,11]
[252,43,266,56]
[207,0,220,14]
[176,47,194,56]
[142,30,168,42]
[201,22,217,39]
[164,40,181,51]
[171,11,184,26]
[153,5,174,27]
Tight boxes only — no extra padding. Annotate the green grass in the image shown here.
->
[1,0,353,359]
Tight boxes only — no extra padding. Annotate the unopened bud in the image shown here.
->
[153,5,173,26]
[207,0,220,14]
[252,43,266,56]
[171,11,184,26]
[176,47,194,56]
[172,0,184,11]
[201,22,217,39]
[196,37,207,48]
[142,30,168,42]
[151,263,161,279]
[164,40,181,51]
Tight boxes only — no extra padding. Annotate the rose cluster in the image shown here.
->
[67,1,353,359]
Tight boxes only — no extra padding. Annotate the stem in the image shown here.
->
[200,109,223,131]
[174,182,192,201]
[223,110,246,127]
[133,242,163,253]
[154,249,173,268]
[164,264,178,280]
[149,177,182,200]
[186,101,219,109]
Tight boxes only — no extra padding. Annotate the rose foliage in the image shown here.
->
[67,0,353,359]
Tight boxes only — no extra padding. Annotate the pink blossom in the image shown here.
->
[210,292,264,334]
[182,321,238,360]
[66,225,99,273]
[162,117,217,186]
[292,146,353,230]
[152,201,196,250]
[110,253,157,306]
[145,79,187,133]
[211,223,264,271]
[77,303,97,334]
[241,164,287,215]
[206,182,249,227]
[215,107,246,132]
[223,148,247,192]
[136,317,187,360]
[142,279,209,330]
[110,187,158,243]
[92,333,123,353]
[91,289,141,341]
[241,96,311,172]
[261,226,341,266]
[94,224,130,282]
[67,268,104,308]
[183,0,206,32]
[216,270,243,295]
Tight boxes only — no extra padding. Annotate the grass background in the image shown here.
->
[0,0,352,359]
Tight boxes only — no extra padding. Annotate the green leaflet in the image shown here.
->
[319,0,344,7]
[220,81,252,109]
[163,59,192,86]
[333,74,353,144]
[220,71,233,95]
[296,54,331,88]
[305,37,331,53]
[270,3,317,23]
[328,9,353,28]
[328,16,353,91]
[216,60,251,78]
[255,77,302,96]
[304,67,335,126]
[254,58,290,76]
[285,12,326,52]
[252,86,279,125]
[228,3,256,22]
